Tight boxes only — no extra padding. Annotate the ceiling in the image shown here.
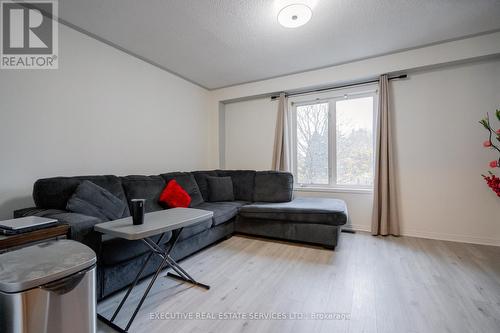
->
[58,0,500,89]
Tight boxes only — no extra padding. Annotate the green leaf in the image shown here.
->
[479,118,490,130]
[496,109,500,121]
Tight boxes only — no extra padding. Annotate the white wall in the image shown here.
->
[224,99,278,170]
[208,32,500,168]
[391,60,500,245]
[221,59,500,245]
[1,23,499,246]
[0,24,211,219]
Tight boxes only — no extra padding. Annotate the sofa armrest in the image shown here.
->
[48,212,103,252]
[12,208,104,254]
[13,207,66,218]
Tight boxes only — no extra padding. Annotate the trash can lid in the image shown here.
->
[0,240,96,293]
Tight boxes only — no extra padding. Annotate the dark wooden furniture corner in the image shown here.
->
[0,224,70,252]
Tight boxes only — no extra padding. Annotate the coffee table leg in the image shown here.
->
[124,252,170,331]
[164,255,210,289]
[143,238,193,280]
[144,230,210,290]
[97,228,210,332]
[110,233,168,322]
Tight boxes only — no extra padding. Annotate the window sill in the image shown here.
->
[294,186,373,195]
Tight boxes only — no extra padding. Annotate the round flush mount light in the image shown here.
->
[278,3,312,28]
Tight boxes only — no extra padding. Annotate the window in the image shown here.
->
[295,102,329,185]
[291,87,377,190]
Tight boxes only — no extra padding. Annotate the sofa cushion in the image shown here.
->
[121,175,166,213]
[215,170,255,202]
[192,170,218,201]
[101,233,172,266]
[238,197,348,226]
[178,218,213,241]
[33,175,128,215]
[194,201,247,226]
[66,181,128,221]
[207,176,235,202]
[159,172,204,207]
[253,171,293,202]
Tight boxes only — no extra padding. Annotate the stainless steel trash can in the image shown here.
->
[0,240,97,333]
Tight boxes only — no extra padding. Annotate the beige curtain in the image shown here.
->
[371,75,400,236]
[272,93,291,171]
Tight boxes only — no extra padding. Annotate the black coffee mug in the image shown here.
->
[131,199,146,225]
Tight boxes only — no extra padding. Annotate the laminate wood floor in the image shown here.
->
[97,233,500,333]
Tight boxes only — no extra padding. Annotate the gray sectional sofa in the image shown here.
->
[14,170,348,300]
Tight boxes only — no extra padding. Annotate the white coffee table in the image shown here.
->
[94,208,213,333]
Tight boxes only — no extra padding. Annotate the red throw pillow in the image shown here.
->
[159,180,191,208]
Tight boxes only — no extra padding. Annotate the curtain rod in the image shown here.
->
[270,74,407,100]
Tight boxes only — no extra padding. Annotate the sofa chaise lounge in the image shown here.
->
[14,170,348,300]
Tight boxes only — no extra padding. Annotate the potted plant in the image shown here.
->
[479,109,500,197]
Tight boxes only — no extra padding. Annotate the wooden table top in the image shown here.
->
[0,224,70,251]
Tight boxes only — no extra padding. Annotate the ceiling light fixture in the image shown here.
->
[278,3,312,28]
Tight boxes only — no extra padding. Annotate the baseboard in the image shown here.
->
[342,224,500,247]
[347,224,371,233]
[400,229,500,247]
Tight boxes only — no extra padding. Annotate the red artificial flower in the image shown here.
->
[496,129,500,135]
[490,160,499,168]
[483,173,500,197]
[483,140,492,147]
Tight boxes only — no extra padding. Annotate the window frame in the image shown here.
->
[290,84,378,192]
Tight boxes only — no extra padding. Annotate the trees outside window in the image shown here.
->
[292,90,376,189]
